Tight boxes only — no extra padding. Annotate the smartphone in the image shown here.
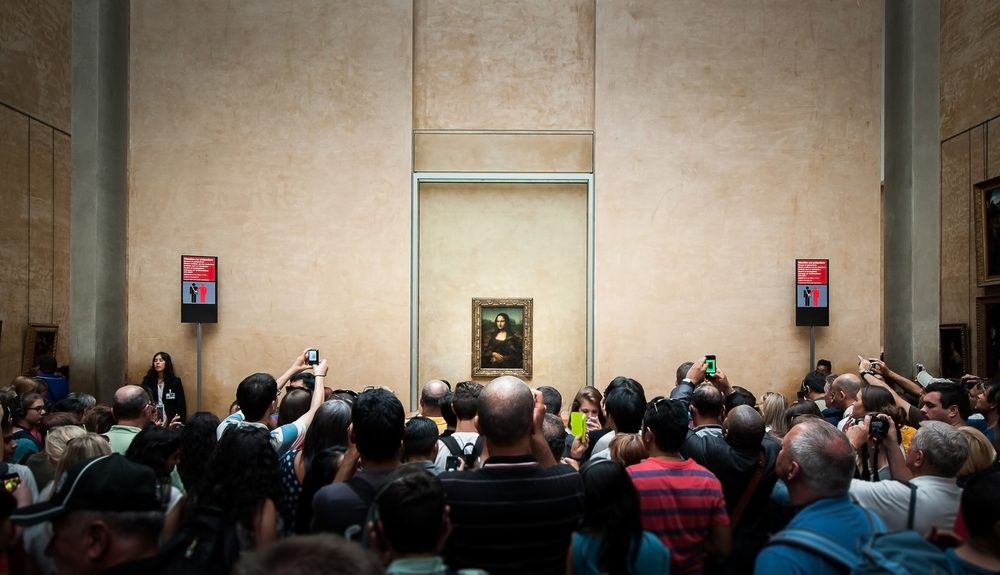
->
[307,349,320,365]
[705,355,717,376]
[2,473,20,493]
[570,412,586,438]
[156,403,167,422]
[445,456,460,472]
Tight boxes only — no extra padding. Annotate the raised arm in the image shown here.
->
[276,349,311,391]
[874,360,923,398]
[530,389,558,467]
[294,358,328,433]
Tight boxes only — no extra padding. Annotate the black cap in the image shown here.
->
[11,454,162,526]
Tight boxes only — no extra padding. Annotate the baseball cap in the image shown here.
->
[11,454,162,526]
[916,369,952,388]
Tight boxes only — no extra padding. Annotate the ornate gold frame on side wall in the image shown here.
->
[973,176,1000,287]
[22,323,59,375]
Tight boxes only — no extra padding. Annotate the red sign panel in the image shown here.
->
[182,256,217,282]
[796,259,828,285]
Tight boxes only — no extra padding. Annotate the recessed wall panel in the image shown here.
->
[418,183,588,405]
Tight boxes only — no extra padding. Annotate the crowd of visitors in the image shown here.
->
[0,349,998,574]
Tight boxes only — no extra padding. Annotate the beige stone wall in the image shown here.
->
[593,1,883,398]
[939,0,1000,376]
[128,0,414,414]
[413,0,594,130]
[129,0,883,413]
[0,0,71,383]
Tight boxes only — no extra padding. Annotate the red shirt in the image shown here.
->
[628,457,729,575]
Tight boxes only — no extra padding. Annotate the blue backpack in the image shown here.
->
[767,529,959,575]
[767,487,958,575]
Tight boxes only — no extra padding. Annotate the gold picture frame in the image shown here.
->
[472,298,533,378]
[22,323,58,375]
[976,296,1000,378]
[973,176,1000,286]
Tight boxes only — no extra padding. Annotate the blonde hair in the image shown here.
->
[958,426,996,478]
[11,376,39,396]
[609,432,648,467]
[45,425,87,464]
[760,392,789,437]
[53,433,112,484]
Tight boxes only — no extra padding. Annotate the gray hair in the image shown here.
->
[911,421,969,478]
[786,419,855,496]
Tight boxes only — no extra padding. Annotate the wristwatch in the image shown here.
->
[681,378,695,386]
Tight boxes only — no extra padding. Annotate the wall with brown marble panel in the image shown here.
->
[941,0,1000,141]
[0,0,70,382]
[939,0,1000,377]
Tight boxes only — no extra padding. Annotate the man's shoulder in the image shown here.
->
[849,477,911,503]
[756,538,825,575]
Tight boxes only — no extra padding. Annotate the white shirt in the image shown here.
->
[849,474,961,534]
[434,431,480,472]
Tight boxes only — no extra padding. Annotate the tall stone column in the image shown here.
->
[883,0,940,373]
[70,0,129,399]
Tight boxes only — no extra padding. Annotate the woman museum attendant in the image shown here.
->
[141,351,187,422]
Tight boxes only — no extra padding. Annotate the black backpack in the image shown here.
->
[158,506,241,575]
[440,435,484,470]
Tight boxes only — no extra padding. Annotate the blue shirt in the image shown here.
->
[755,495,885,575]
[572,531,670,575]
[36,373,69,404]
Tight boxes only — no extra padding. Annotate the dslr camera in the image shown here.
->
[868,417,889,438]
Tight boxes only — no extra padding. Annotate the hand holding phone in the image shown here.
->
[445,455,460,472]
[705,355,717,376]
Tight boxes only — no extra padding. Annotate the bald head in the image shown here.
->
[113,385,152,423]
[723,405,765,448]
[829,373,862,409]
[477,376,534,447]
[420,380,449,415]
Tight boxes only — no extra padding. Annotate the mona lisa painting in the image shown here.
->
[472,298,533,378]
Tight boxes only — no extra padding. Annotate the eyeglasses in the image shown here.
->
[26,406,45,412]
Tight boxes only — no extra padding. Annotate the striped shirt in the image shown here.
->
[439,455,584,575]
[628,457,729,575]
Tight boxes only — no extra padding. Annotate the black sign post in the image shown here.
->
[181,255,218,410]
[796,259,829,371]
